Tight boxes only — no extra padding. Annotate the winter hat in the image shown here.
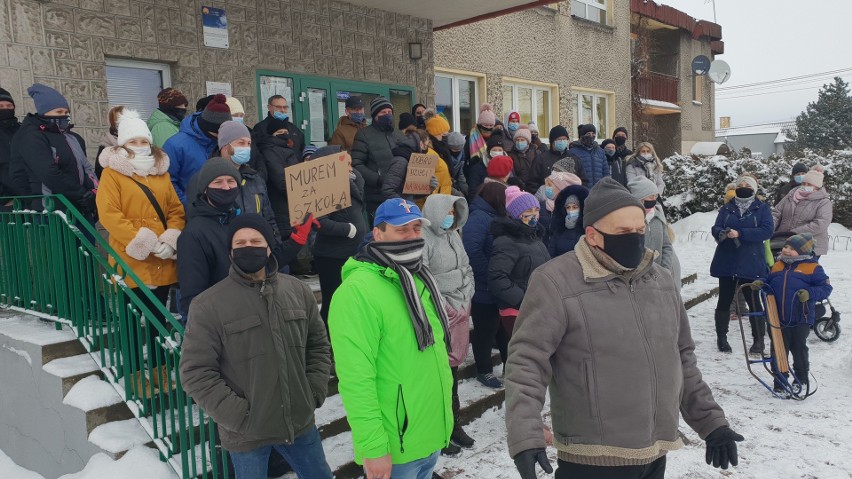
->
[217,120,250,149]
[552,157,579,173]
[116,109,153,146]
[527,122,540,135]
[228,213,276,248]
[447,131,466,149]
[157,87,187,108]
[578,123,597,137]
[370,96,393,118]
[225,97,245,116]
[312,144,342,159]
[266,118,289,136]
[613,127,628,139]
[735,174,758,192]
[487,155,513,179]
[197,157,241,191]
[549,125,570,143]
[426,116,450,138]
[477,103,497,126]
[198,94,231,133]
[505,186,539,219]
[0,87,15,106]
[791,162,808,175]
[566,194,580,207]
[196,95,215,112]
[583,177,644,228]
[513,126,532,143]
[600,139,615,149]
[486,133,506,151]
[627,176,659,200]
[803,164,825,188]
[398,112,417,131]
[549,172,582,192]
[346,96,364,109]
[27,83,69,115]
[785,233,815,256]
[506,111,521,124]
[302,144,318,159]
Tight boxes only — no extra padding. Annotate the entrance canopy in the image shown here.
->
[344,0,556,29]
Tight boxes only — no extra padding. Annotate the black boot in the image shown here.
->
[715,310,733,353]
[749,318,765,355]
[449,367,475,449]
[441,441,462,457]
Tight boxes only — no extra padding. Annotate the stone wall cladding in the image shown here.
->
[0,0,432,159]
[433,2,632,137]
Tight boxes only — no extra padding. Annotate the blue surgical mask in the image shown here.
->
[440,214,455,230]
[554,139,569,152]
[508,122,519,132]
[794,175,805,184]
[515,141,528,152]
[273,111,289,121]
[231,146,251,165]
[545,187,555,200]
[232,117,245,124]
[801,186,815,193]
[566,210,580,222]
[350,112,365,123]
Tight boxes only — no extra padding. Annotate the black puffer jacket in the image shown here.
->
[487,216,550,309]
[509,147,545,194]
[381,134,419,200]
[351,124,402,212]
[253,114,305,156]
[257,134,299,236]
[0,115,21,198]
[313,170,368,259]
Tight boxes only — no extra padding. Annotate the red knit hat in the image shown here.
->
[507,112,521,124]
[157,87,188,108]
[487,155,514,178]
[198,94,231,133]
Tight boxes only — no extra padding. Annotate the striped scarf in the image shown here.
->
[363,238,452,353]
[468,126,488,165]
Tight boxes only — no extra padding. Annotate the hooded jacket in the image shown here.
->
[772,188,832,256]
[463,196,500,305]
[147,108,181,148]
[422,195,475,312]
[96,147,184,289]
[0,113,21,198]
[548,185,589,257]
[328,257,453,465]
[646,205,680,289]
[162,113,217,204]
[256,133,300,235]
[505,238,729,465]
[488,217,551,309]
[313,169,368,259]
[351,123,403,211]
[766,258,832,326]
[180,262,331,452]
[710,199,774,280]
[569,141,610,187]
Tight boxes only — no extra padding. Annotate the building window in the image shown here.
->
[105,59,171,121]
[502,80,556,138]
[434,72,481,134]
[573,90,613,139]
[572,0,608,24]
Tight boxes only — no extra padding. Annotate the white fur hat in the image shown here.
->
[116,109,153,146]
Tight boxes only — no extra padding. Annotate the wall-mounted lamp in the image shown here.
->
[408,42,422,60]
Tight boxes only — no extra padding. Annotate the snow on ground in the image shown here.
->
[63,375,123,411]
[436,214,852,479]
[59,447,176,479]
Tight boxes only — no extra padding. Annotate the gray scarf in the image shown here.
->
[734,196,754,216]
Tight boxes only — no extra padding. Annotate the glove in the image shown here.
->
[430,176,439,189]
[749,280,764,290]
[797,289,810,303]
[153,243,175,260]
[513,448,553,479]
[705,426,744,470]
[290,213,321,246]
[77,190,96,215]
[346,223,357,239]
[717,228,729,243]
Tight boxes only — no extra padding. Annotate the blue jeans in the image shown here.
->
[228,426,332,479]
[391,451,440,479]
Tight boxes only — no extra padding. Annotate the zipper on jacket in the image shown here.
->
[781,265,791,323]
[396,384,408,453]
[627,278,658,425]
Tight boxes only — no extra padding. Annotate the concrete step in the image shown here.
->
[62,375,135,434]
[43,353,103,396]
[88,418,156,460]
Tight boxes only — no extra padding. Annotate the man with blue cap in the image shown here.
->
[329,198,454,479]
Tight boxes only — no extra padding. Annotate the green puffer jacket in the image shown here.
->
[147,109,180,148]
[329,257,453,465]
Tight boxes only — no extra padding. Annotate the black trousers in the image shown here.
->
[314,255,348,326]
[715,277,763,335]
[556,456,666,479]
[470,302,509,374]
[772,324,811,383]
[128,286,171,372]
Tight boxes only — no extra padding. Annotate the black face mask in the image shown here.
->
[581,135,595,148]
[643,199,657,210]
[614,136,627,147]
[735,187,754,199]
[206,187,239,210]
[232,246,269,274]
[0,109,16,121]
[415,116,426,129]
[160,106,187,122]
[595,229,646,269]
[42,115,70,132]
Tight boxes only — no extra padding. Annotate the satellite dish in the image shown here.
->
[692,55,711,75]
[708,60,731,84]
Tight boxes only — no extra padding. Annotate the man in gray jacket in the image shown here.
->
[180,213,333,479]
[505,178,743,479]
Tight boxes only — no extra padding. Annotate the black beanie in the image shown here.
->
[549,125,569,143]
[601,139,615,149]
[791,162,808,175]
[613,126,628,138]
[486,131,505,151]
[583,177,644,228]
[196,95,214,112]
[228,213,276,248]
[578,124,597,137]
[0,88,14,106]
[398,112,416,131]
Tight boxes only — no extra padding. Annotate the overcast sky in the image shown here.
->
[659,0,852,130]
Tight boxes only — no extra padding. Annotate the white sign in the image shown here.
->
[206,81,232,97]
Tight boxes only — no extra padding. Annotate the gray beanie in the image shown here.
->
[627,176,659,200]
[583,177,644,228]
[196,157,241,192]
[218,120,251,149]
[447,131,466,149]
[312,144,342,159]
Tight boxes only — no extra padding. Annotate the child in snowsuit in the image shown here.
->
[765,233,832,390]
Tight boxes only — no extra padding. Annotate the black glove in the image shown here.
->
[514,448,553,479]
[77,190,96,215]
[705,426,744,470]
[717,228,730,243]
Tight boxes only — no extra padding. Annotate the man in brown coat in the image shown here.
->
[180,213,333,479]
[329,95,366,151]
[505,178,744,479]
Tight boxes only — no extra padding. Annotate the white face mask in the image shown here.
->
[490,150,504,158]
[640,153,653,161]
[129,146,152,157]
[801,186,815,193]
[127,146,155,173]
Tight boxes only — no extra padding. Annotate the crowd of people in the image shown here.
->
[0,82,835,479]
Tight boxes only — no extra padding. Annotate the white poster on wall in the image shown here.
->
[206,81,232,97]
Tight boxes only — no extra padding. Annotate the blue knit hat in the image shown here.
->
[27,83,69,115]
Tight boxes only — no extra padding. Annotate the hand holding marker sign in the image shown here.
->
[285,152,352,225]
[403,153,440,195]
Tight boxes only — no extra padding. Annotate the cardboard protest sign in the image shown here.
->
[402,153,439,195]
[285,152,352,225]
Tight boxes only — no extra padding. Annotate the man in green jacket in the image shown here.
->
[147,87,188,148]
[330,198,454,479]
[180,213,333,479]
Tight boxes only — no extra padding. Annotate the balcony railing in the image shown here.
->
[637,72,680,105]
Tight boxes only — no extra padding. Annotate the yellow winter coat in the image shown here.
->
[96,147,185,289]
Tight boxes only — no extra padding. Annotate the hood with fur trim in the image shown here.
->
[98,146,170,177]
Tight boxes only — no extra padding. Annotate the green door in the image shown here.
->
[298,79,332,147]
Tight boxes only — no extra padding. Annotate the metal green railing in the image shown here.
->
[0,195,229,478]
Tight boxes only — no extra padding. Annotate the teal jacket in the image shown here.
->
[329,257,453,465]
[147,108,180,148]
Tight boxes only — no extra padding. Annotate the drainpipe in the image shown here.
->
[434,1,560,31]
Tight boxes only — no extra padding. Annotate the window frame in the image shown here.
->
[572,88,615,140]
[572,0,610,25]
[502,78,559,142]
[434,69,486,134]
[105,58,172,87]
